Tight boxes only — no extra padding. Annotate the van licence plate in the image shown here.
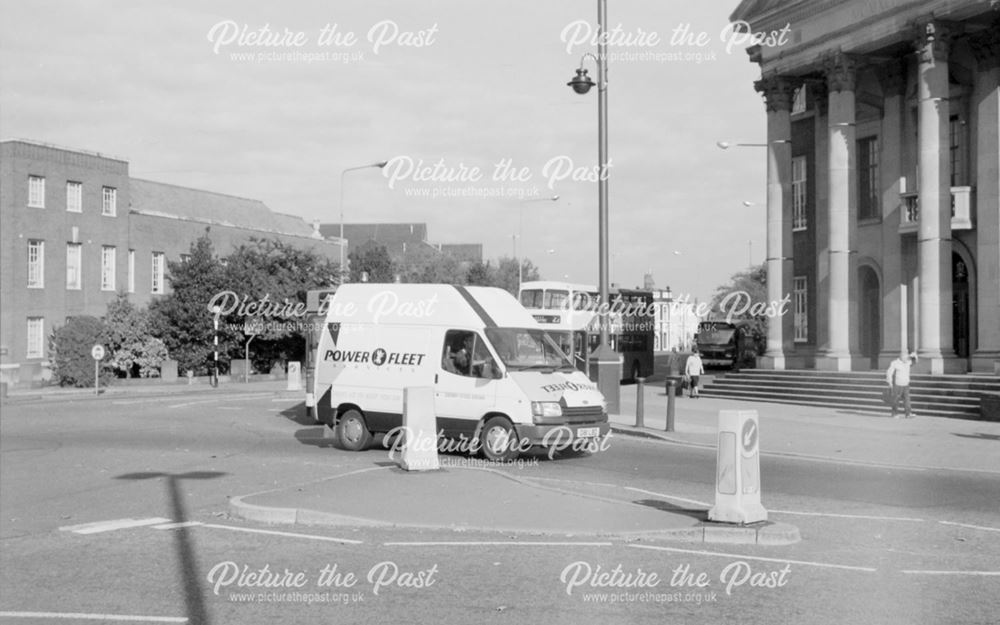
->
[577,427,600,438]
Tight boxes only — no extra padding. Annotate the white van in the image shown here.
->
[312,284,610,461]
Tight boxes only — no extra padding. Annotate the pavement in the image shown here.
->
[6,376,1000,545]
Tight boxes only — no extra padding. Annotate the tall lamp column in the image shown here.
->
[567,0,618,413]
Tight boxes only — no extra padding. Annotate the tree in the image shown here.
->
[49,316,113,387]
[104,292,167,378]
[148,234,231,375]
[709,263,769,358]
[349,243,396,283]
[396,244,467,284]
[492,256,540,296]
[222,237,340,372]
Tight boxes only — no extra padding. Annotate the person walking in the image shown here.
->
[886,352,918,419]
[685,349,705,399]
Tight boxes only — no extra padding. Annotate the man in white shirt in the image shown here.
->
[886,352,918,419]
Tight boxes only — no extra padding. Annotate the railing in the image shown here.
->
[898,186,974,233]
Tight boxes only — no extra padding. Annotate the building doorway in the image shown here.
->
[953,252,970,360]
[858,266,881,369]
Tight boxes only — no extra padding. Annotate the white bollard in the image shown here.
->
[286,361,302,391]
[708,410,768,524]
[400,386,440,472]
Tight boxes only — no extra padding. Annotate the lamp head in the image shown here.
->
[567,68,595,95]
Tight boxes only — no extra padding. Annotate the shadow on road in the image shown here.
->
[278,401,317,426]
[116,470,227,625]
[952,432,1000,441]
[632,498,708,522]
[294,427,336,448]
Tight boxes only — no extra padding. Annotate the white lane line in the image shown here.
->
[626,487,928,524]
[625,487,711,508]
[628,544,878,573]
[199,523,363,544]
[152,521,204,530]
[0,611,186,622]
[769,509,927,523]
[59,517,171,535]
[168,394,271,409]
[938,520,1000,533]
[384,541,614,547]
[901,570,1000,576]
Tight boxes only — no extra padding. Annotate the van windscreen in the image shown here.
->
[486,328,574,372]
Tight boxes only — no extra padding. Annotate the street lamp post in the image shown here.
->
[340,161,388,283]
[515,195,559,292]
[567,0,618,414]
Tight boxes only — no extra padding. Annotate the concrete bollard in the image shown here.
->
[399,386,440,471]
[635,377,645,428]
[665,380,676,432]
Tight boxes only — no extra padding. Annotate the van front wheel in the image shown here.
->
[337,409,372,452]
[480,417,520,462]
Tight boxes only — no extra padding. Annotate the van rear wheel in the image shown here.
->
[337,409,372,451]
[480,417,520,462]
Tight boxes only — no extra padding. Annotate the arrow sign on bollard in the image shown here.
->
[709,410,767,524]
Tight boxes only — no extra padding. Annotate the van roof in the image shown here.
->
[326,283,541,328]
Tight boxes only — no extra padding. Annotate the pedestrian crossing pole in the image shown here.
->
[212,305,221,388]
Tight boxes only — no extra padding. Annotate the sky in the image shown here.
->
[0,0,768,304]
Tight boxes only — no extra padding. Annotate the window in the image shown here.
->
[791,156,807,231]
[102,186,117,216]
[441,330,500,379]
[27,240,44,288]
[151,252,165,294]
[180,254,191,264]
[950,115,967,187]
[857,137,880,220]
[26,317,44,359]
[66,243,82,289]
[128,249,135,293]
[101,246,116,291]
[520,289,542,308]
[792,86,807,114]
[66,181,82,212]
[793,276,808,342]
[28,175,45,208]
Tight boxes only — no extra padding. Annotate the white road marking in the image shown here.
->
[151,521,203,530]
[168,394,271,409]
[901,570,1000,576]
[937,520,1000,533]
[628,544,878,572]
[0,611,186,622]
[769,509,927,523]
[199,523,363,544]
[625,487,711,508]
[383,541,614,547]
[59,517,171,535]
[626,487,930,524]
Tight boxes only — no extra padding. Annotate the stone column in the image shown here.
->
[915,21,960,374]
[818,52,856,371]
[755,75,796,370]
[969,23,1000,374]
[879,60,907,367]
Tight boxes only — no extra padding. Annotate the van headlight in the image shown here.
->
[531,401,563,419]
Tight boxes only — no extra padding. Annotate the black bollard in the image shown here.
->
[635,377,645,428]
[666,380,676,432]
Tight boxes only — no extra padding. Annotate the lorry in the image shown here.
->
[312,283,610,461]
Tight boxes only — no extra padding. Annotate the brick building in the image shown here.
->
[732,0,999,374]
[319,222,483,266]
[0,140,342,386]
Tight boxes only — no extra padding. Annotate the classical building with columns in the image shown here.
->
[732,0,1000,374]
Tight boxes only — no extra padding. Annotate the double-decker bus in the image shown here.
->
[518,280,654,382]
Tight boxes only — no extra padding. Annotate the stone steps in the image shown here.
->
[700,370,1000,419]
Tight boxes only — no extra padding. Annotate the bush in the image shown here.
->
[50,316,114,387]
